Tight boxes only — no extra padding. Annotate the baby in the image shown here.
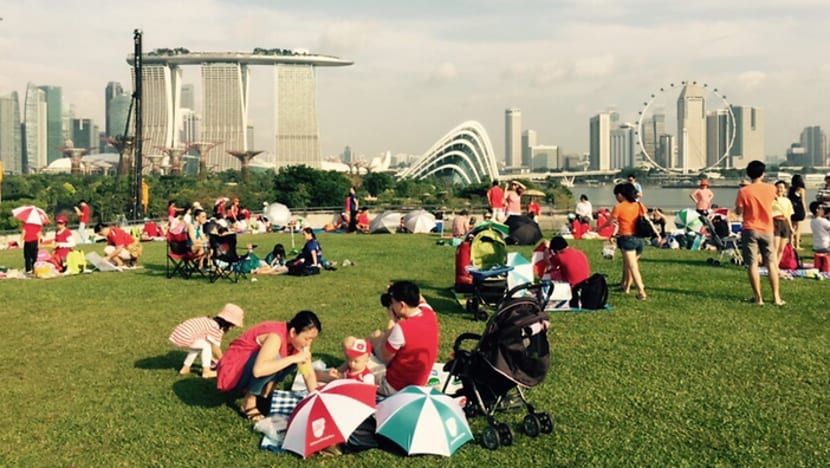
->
[169,304,244,378]
[336,337,375,385]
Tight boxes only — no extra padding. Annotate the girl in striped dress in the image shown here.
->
[169,304,244,378]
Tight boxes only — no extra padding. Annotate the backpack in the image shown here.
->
[779,243,801,271]
[571,273,608,310]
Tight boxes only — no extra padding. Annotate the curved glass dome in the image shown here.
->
[397,121,499,184]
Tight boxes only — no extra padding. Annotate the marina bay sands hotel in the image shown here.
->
[126,49,352,172]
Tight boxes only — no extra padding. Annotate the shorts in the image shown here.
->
[741,230,775,267]
[235,351,295,396]
[773,218,791,238]
[617,235,644,255]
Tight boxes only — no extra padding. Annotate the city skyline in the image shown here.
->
[1,0,829,162]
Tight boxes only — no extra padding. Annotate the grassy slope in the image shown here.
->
[0,232,827,467]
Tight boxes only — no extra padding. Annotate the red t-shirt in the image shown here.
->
[22,223,42,242]
[79,205,91,224]
[217,321,295,392]
[54,228,73,259]
[106,227,134,247]
[487,186,505,209]
[736,182,776,234]
[549,247,590,287]
[384,304,439,391]
[527,201,541,216]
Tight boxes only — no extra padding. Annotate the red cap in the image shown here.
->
[56,215,68,224]
[700,180,709,187]
[345,338,372,358]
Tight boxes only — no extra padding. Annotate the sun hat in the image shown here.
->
[192,201,203,210]
[217,303,244,327]
[56,215,68,224]
[345,338,372,358]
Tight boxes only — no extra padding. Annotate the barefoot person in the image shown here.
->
[735,160,784,306]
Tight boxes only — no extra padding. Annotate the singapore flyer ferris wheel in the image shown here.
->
[636,80,736,174]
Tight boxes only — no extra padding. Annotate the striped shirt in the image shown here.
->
[169,317,223,348]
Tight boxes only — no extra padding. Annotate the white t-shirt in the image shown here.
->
[575,201,593,220]
[811,217,830,251]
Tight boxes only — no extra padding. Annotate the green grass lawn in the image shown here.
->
[0,232,827,466]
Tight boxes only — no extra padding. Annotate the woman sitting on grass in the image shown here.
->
[215,311,322,422]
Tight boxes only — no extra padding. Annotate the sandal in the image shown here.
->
[241,405,264,422]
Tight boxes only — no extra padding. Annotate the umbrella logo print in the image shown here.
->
[312,418,326,438]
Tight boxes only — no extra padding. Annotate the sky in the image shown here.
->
[1,0,829,162]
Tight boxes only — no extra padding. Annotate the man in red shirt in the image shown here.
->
[74,200,91,244]
[368,281,439,396]
[735,160,783,306]
[487,179,505,222]
[546,236,590,288]
[94,223,139,267]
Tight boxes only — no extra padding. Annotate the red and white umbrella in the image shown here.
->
[283,379,377,458]
[12,205,50,226]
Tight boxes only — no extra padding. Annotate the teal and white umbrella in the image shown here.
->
[507,252,534,293]
[674,208,703,232]
[375,385,473,456]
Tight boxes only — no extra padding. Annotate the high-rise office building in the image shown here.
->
[610,124,635,169]
[531,145,559,171]
[730,106,764,170]
[677,82,707,171]
[800,126,827,167]
[107,94,131,140]
[504,108,521,168]
[23,83,47,173]
[0,92,22,175]
[589,112,613,170]
[201,63,248,171]
[342,145,353,163]
[105,81,124,138]
[71,118,98,150]
[131,64,182,158]
[180,83,195,110]
[275,64,320,169]
[38,85,63,164]
[521,129,536,168]
[706,110,729,169]
[658,134,676,169]
[180,108,200,144]
[641,113,665,166]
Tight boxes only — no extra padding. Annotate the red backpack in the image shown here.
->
[779,243,801,270]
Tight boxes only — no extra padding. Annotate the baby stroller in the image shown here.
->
[442,283,554,450]
[700,214,743,266]
[454,225,511,321]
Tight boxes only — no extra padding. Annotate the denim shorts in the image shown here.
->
[617,235,645,255]
[235,351,296,396]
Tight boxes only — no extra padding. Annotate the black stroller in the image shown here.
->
[700,213,743,266]
[442,283,554,450]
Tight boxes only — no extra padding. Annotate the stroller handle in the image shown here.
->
[452,332,482,352]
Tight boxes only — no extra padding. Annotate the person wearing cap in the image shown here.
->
[169,304,244,379]
[328,337,375,385]
[94,222,141,267]
[51,215,76,269]
[545,236,590,301]
[690,179,714,216]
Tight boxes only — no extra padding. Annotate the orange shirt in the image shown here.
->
[736,182,776,234]
[611,201,644,236]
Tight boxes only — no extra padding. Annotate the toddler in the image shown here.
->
[169,303,244,378]
[339,337,375,385]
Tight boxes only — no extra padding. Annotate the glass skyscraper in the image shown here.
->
[275,64,320,169]
[23,83,47,173]
[0,91,22,175]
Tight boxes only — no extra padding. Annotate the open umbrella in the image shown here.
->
[403,210,436,234]
[369,211,401,234]
[521,189,546,197]
[506,252,534,293]
[375,385,473,456]
[12,205,50,226]
[675,208,703,232]
[283,379,377,458]
[264,203,291,230]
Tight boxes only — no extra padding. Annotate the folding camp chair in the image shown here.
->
[166,229,205,279]
[208,232,246,283]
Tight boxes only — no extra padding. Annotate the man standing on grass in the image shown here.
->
[487,179,505,222]
[735,160,784,306]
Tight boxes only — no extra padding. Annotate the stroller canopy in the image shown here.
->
[471,227,508,270]
[505,215,543,245]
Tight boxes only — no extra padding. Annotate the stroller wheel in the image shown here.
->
[481,426,500,450]
[475,308,488,321]
[496,423,514,446]
[712,260,721,266]
[522,414,541,437]
[538,412,555,434]
[706,258,714,264]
